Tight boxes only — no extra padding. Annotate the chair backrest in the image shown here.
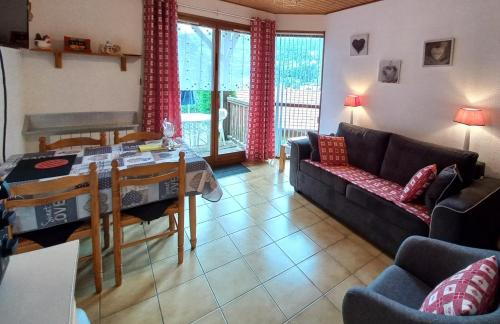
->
[39,133,107,153]
[5,163,100,235]
[114,130,163,144]
[111,152,186,213]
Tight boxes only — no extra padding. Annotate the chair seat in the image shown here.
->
[122,198,179,222]
[368,265,432,309]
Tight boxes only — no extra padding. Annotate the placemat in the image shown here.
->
[5,155,77,183]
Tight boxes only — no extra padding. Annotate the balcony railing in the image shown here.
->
[226,97,320,154]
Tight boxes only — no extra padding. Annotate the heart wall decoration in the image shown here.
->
[350,34,369,56]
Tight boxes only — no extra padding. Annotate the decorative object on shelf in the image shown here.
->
[34,33,52,50]
[378,60,402,84]
[350,34,369,56]
[454,107,485,151]
[344,94,362,124]
[423,38,454,66]
[64,36,91,53]
[99,41,121,55]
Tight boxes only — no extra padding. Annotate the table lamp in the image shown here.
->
[345,95,361,124]
[454,107,485,151]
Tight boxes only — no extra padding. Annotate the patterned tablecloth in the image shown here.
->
[0,140,223,234]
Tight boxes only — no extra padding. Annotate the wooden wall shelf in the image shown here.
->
[30,48,141,71]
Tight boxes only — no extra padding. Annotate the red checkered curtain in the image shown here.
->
[246,18,276,161]
[142,0,182,136]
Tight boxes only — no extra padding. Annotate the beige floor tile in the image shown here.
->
[218,175,243,187]
[325,239,374,272]
[298,251,350,293]
[259,215,299,241]
[76,258,98,291]
[303,221,345,248]
[222,286,286,324]
[223,182,253,196]
[206,259,260,305]
[283,207,322,229]
[209,197,244,217]
[100,296,162,324]
[289,297,343,324]
[244,243,294,283]
[245,202,282,223]
[256,184,290,200]
[194,205,217,224]
[196,236,241,272]
[152,251,203,294]
[276,231,321,264]
[100,266,157,318]
[75,283,100,323]
[271,196,304,213]
[303,203,331,219]
[264,267,322,318]
[143,217,173,236]
[102,243,150,280]
[192,309,226,324]
[377,253,394,267]
[217,210,256,234]
[288,191,309,204]
[146,232,191,264]
[233,191,268,208]
[188,220,226,246]
[324,218,354,236]
[348,234,381,257]
[158,276,218,324]
[326,275,365,310]
[230,226,273,255]
[354,258,388,285]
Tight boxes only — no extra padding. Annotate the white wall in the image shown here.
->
[321,0,500,177]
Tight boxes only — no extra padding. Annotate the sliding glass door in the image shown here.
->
[178,16,250,165]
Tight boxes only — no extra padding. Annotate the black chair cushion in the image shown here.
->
[380,134,479,186]
[336,122,391,175]
[123,198,178,222]
[369,265,432,309]
[17,220,85,247]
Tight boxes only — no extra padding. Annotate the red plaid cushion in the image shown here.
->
[400,164,437,202]
[420,256,498,316]
[318,136,348,166]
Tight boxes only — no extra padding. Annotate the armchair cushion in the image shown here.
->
[425,164,463,211]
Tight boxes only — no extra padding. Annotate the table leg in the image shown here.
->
[189,194,197,249]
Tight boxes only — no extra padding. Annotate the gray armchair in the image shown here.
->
[343,236,500,324]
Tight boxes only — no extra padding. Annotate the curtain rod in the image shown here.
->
[178,3,255,21]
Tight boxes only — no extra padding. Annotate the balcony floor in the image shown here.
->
[182,136,245,157]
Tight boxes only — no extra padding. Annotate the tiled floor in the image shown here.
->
[76,161,393,324]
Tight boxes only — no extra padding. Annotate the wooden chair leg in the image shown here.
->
[168,214,176,232]
[177,212,184,264]
[91,228,103,293]
[103,215,110,250]
[113,219,123,286]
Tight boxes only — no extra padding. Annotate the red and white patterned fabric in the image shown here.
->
[400,164,437,202]
[420,256,499,316]
[142,0,182,137]
[305,160,431,224]
[246,18,276,161]
[318,136,349,166]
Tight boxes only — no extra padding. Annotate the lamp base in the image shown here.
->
[463,127,471,151]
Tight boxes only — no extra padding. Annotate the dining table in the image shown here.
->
[0,139,223,249]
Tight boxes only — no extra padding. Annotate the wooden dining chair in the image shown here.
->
[113,130,162,144]
[39,132,107,153]
[4,163,103,292]
[111,152,186,286]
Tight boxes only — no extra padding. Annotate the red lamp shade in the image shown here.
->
[454,108,485,126]
[344,95,361,108]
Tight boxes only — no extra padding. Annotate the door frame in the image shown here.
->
[179,13,249,167]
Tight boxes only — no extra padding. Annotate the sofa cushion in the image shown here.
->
[369,265,432,309]
[318,135,348,166]
[346,184,430,233]
[380,134,479,186]
[307,131,321,162]
[336,122,391,175]
[420,256,499,316]
[425,164,463,211]
[300,160,349,194]
[400,164,437,203]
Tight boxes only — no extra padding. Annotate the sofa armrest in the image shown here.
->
[289,137,311,188]
[395,236,500,288]
[430,177,500,249]
[343,286,500,324]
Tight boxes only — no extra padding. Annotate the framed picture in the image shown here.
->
[378,60,402,84]
[350,34,369,56]
[423,38,454,66]
[64,36,91,53]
